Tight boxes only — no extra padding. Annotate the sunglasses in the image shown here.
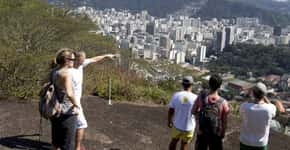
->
[66,58,76,61]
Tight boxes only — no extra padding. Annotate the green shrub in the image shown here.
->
[229,100,241,117]
[0,0,116,99]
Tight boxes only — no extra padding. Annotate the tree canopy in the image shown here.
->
[207,44,290,77]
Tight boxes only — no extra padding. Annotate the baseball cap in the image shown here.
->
[182,76,194,85]
[254,82,268,95]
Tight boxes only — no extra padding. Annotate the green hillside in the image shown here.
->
[0,0,190,104]
[0,0,115,99]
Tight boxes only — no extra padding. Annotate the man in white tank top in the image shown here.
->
[69,51,116,150]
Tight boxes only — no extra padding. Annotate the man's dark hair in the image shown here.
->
[209,74,222,91]
[252,87,265,100]
[182,83,192,90]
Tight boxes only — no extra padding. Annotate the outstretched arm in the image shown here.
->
[87,54,116,63]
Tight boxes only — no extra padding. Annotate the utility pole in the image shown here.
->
[106,48,113,105]
[108,77,112,105]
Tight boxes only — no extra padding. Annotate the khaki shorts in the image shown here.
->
[172,127,194,143]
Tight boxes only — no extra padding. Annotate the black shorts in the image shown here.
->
[195,133,223,150]
[50,115,77,150]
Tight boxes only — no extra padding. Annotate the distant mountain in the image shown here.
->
[47,0,199,17]
[232,0,290,15]
[195,0,290,26]
[47,0,290,26]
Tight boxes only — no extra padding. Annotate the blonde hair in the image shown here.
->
[55,48,74,65]
[75,51,86,58]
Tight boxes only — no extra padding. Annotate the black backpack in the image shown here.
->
[198,92,224,134]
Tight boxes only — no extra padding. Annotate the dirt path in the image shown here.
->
[0,96,289,150]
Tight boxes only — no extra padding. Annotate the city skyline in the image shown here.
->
[73,7,290,67]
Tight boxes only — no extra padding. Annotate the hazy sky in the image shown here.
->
[272,0,289,2]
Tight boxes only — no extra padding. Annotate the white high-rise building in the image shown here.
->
[195,32,203,42]
[175,51,186,64]
[182,18,191,27]
[126,23,133,36]
[278,35,289,45]
[131,47,139,59]
[172,27,185,41]
[236,17,259,27]
[197,45,207,63]
[169,50,178,60]
[174,40,186,51]
[225,26,235,45]
[144,44,156,60]
[191,18,201,29]
[119,39,130,49]
[152,51,158,60]
[141,10,148,21]
[160,34,171,49]
[158,48,170,59]
[216,28,226,52]
[144,49,152,59]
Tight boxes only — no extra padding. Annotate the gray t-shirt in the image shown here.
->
[52,69,74,115]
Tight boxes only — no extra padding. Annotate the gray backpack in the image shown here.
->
[38,71,61,119]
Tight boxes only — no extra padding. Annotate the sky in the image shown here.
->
[272,0,289,2]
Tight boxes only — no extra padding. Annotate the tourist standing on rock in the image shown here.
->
[192,74,230,150]
[50,48,80,150]
[70,51,116,150]
[240,82,276,150]
[168,76,198,150]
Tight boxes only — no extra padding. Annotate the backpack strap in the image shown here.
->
[49,68,62,101]
[215,97,225,106]
[49,68,57,84]
[200,91,224,108]
[199,90,208,108]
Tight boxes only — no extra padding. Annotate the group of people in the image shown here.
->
[48,48,115,150]
[168,75,278,150]
[47,48,281,150]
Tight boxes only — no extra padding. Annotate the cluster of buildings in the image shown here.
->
[72,7,290,96]
[71,7,290,132]
[72,7,290,86]
[73,7,290,66]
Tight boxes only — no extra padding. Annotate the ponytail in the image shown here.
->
[50,58,58,69]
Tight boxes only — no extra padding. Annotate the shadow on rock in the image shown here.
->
[0,134,51,150]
